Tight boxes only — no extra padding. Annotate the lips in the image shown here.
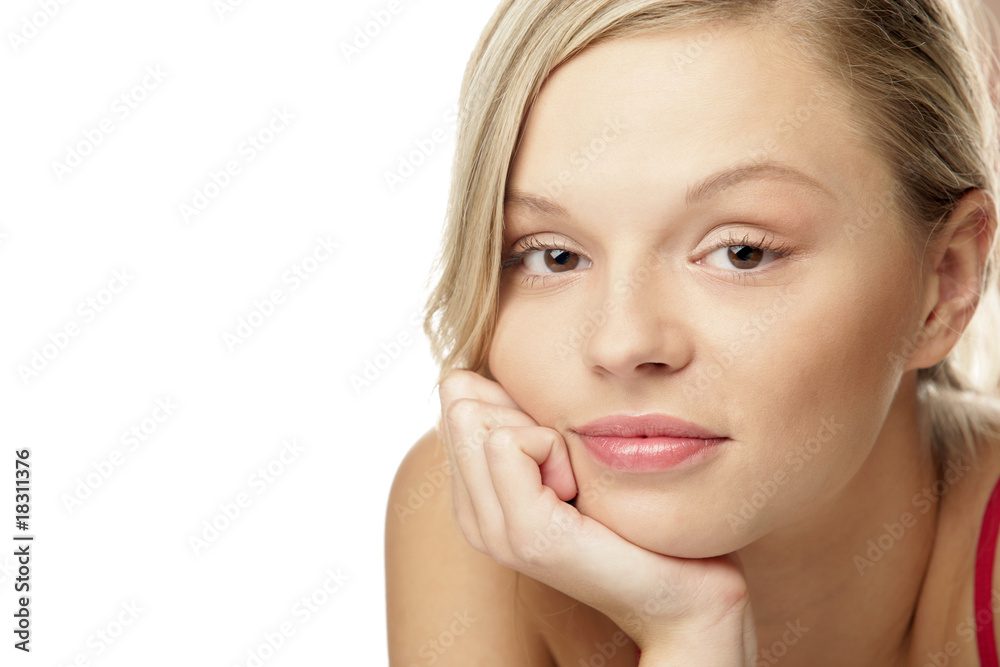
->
[573,414,728,472]
[573,413,725,439]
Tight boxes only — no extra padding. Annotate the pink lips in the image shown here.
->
[574,414,728,472]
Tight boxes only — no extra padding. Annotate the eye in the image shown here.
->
[500,238,592,275]
[700,232,793,273]
[524,247,589,273]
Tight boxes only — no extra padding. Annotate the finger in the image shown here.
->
[483,426,677,608]
[482,426,578,556]
[443,399,536,550]
[436,369,540,554]
[436,369,536,527]
[485,425,578,502]
[435,372,501,546]
[436,415,484,551]
[437,368,526,414]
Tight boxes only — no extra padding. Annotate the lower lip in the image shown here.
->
[579,434,728,472]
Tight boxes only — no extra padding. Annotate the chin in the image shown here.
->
[573,486,749,559]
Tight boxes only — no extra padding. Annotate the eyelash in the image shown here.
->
[499,232,794,288]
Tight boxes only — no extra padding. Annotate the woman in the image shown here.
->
[387,1,1000,664]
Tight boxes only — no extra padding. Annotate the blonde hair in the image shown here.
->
[421,0,1000,467]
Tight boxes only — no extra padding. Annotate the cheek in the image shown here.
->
[487,289,571,423]
[763,262,913,423]
[702,257,917,526]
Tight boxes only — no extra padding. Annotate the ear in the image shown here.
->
[903,188,997,373]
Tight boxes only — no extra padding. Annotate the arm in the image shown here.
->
[638,599,757,666]
[385,427,552,667]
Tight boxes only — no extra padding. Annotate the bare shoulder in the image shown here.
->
[909,431,1000,664]
[385,425,553,667]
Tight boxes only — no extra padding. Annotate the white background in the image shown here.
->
[1,1,498,665]
[3,1,1000,666]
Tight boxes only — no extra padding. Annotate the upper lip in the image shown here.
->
[573,413,725,439]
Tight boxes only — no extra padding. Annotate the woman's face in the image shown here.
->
[487,22,927,558]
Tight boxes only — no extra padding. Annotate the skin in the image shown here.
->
[479,21,995,666]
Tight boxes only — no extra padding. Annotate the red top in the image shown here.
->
[976,469,1000,666]
[634,471,1000,666]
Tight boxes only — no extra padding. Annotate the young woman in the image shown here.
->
[387,1,1000,664]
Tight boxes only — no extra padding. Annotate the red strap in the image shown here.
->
[975,471,1000,667]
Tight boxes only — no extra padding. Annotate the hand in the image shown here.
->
[437,369,758,658]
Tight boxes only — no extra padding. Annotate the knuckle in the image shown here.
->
[485,425,515,448]
[439,369,478,402]
[482,407,505,430]
[445,396,481,424]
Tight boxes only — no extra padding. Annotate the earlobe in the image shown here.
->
[902,188,997,373]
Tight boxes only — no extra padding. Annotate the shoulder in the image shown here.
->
[904,430,1000,663]
[385,425,553,667]
[933,432,1000,656]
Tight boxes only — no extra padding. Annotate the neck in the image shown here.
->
[737,371,941,666]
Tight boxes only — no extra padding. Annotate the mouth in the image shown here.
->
[573,413,728,472]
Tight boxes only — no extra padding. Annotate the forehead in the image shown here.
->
[507,23,887,218]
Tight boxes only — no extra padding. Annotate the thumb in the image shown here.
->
[537,432,578,502]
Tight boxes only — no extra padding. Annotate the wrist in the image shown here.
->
[638,641,746,667]
[638,601,757,667]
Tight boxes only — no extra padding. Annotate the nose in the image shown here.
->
[580,257,694,378]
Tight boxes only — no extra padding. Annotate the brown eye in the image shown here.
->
[544,249,582,271]
[727,245,764,270]
[700,232,791,277]
[522,246,592,274]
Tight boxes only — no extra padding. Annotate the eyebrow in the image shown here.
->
[504,160,835,217]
